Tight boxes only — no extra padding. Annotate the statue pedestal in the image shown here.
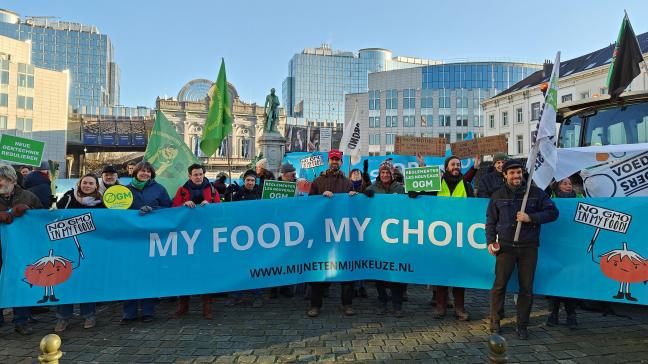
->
[258,131,285,175]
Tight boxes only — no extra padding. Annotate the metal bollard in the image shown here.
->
[487,334,507,363]
[38,334,63,364]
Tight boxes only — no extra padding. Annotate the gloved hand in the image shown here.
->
[139,205,154,216]
[11,204,30,217]
[363,159,369,174]
[364,189,375,198]
[0,211,14,224]
[408,191,419,199]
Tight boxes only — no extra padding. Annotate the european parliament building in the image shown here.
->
[0,8,119,113]
[282,44,440,126]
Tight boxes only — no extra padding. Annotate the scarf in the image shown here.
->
[185,179,210,203]
[352,180,362,190]
[73,187,102,207]
[555,190,576,198]
[130,178,149,191]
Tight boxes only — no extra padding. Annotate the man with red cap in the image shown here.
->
[307,150,357,317]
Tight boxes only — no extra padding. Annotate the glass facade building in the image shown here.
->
[356,61,542,155]
[0,9,119,112]
[283,44,440,125]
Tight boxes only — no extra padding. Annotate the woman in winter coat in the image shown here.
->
[121,161,171,324]
[54,174,104,332]
[172,164,220,319]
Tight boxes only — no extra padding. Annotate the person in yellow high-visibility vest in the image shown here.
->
[435,156,474,320]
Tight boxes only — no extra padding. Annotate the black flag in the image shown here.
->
[606,13,644,98]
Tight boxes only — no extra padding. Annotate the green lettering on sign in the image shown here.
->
[0,134,45,167]
[404,166,442,193]
[262,180,297,199]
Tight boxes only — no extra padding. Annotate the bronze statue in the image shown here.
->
[264,88,280,132]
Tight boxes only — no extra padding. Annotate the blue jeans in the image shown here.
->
[10,307,30,326]
[56,303,96,320]
[122,299,155,319]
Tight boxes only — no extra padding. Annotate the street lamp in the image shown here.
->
[82,147,87,176]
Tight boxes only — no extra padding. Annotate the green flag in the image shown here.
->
[144,111,200,196]
[200,58,233,156]
[606,13,644,98]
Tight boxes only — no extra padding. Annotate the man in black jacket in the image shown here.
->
[231,170,262,201]
[477,153,508,198]
[486,159,559,340]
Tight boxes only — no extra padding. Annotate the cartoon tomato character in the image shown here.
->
[600,242,648,302]
[24,249,73,304]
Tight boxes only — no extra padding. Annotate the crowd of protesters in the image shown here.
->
[0,150,579,340]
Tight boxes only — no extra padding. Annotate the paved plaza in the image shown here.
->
[1,285,647,363]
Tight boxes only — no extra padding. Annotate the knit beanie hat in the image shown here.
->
[379,159,394,175]
[444,155,460,170]
[493,152,509,163]
[256,158,267,169]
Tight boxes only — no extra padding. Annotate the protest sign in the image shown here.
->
[262,180,297,199]
[0,134,44,167]
[450,134,507,159]
[319,128,332,152]
[394,136,446,156]
[103,185,134,209]
[300,155,324,169]
[404,166,442,192]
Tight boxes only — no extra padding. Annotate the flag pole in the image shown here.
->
[226,137,232,184]
[514,142,539,242]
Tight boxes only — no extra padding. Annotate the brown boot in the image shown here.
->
[175,296,189,316]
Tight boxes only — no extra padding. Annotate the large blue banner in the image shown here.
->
[1,196,647,307]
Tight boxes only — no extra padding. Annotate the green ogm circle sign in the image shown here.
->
[103,185,133,209]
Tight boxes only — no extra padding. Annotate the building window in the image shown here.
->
[240,138,251,158]
[489,114,495,128]
[421,90,433,108]
[580,91,590,99]
[386,116,397,127]
[386,89,398,109]
[0,93,7,107]
[385,133,396,145]
[600,87,608,95]
[0,115,6,129]
[531,102,540,121]
[516,135,524,155]
[439,89,451,108]
[369,116,380,128]
[456,132,468,141]
[403,115,415,127]
[473,115,483,127]
[456,115,468,127]
[18,63,35,89]
[561,94,572,103]
[439,114,451,127]
[369,133,380,145]
[0,60,8,85]
[403,88,415,109]
[16,117,33,132]
[17,96,34,110]
[516,108,523,123]
[369,90,380,110]
[456,89,468,108]
[501,111,508,127]
[439,133,451,142]
[422,115,432,127]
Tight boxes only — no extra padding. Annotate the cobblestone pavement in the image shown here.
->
[1,285,647,363]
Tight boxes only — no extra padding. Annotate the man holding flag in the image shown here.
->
[486,52,561,340]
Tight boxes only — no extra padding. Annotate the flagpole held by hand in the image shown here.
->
[514,142,538,242]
